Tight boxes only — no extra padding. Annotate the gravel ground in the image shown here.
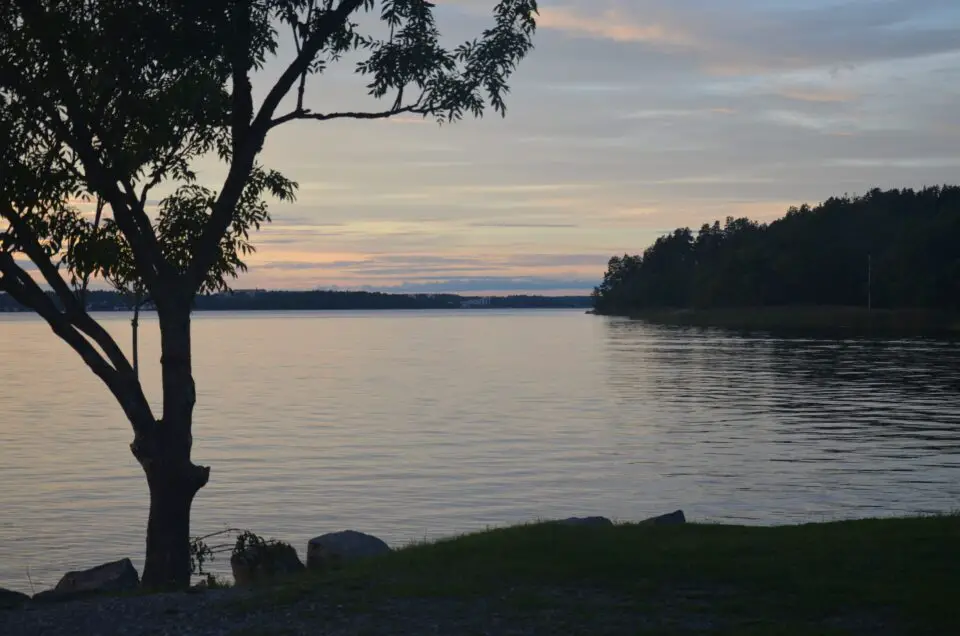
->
[1,584,903,635]
[0,586,709,636]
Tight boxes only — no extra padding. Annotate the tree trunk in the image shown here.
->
[134,303,209,590]
[141,459,203,588]
[131,293,140,377]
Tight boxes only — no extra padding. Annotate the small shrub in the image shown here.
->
[203,573,232,589]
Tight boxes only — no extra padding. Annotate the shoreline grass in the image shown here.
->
[230,514,960,635]
[596,306,960,335]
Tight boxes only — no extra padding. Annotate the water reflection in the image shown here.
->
[2,311,958,593]
[602,317,960,514]
[605,318,960,441]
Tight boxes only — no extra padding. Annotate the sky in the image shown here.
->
[220,0,960,294]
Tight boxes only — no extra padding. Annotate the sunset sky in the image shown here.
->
[228,0,960,293]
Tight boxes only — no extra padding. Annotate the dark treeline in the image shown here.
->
[486,295,592,309]
[194,290,462,311]
[593,186,960,314]
[0,289,592,312]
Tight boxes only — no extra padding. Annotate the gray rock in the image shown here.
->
[641,510,686,525]
[33,558,139,604]
[57,558,139,594]
[307,530,391,570]
[558,516,614,527]
[0,587,30,610]
[31,589,77,604]
[231,541,305,586]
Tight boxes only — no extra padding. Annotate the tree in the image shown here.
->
[0,0,538,589]
[592,186,960,314]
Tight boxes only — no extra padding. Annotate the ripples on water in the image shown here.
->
[1,310,958,591]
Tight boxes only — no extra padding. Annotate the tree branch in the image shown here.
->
[230,0,254,155]
[250,0,369,136]
[43,95,167,295]
[79,196,107,306]
[0,203,139,379]
[13,0,169,297]
[294,1,317,114]
[139,126,193,209]
[189,0,367,293]
[0,252,154,433]
[268,102,426,129]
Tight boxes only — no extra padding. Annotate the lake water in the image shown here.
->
[1,309,959,592]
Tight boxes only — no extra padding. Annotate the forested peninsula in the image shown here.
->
[592,186,960,331]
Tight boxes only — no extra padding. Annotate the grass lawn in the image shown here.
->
[229,514,960,635]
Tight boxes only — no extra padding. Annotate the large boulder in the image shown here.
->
[558,516,614,527]
[231,541,304,586]
[0,587,30,610]
[33,558,139,604]
[641,510,686,525]
[306,530,391,571]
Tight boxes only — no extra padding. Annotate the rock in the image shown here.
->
[0,587,30,610]
[641,510,686,525]
[31,589,75,604]
[558,516,614,527]
[306,530,391,571]
[56,557,139,594]
[231,541,305,586]
[32,558,139,604]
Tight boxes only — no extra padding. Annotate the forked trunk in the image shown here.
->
[133,303,209,590]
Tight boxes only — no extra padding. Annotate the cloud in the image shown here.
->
[432,183,599,195]
[466,221,579,228]
[352,277,598,294]
[621,108,707,120]
[776,89,859,104]
[237,251,611,292]
[823,157,960,169]
[221,0,960,291]
[533,0,960,76]
[383,115,434,125]
[537,6,694,47]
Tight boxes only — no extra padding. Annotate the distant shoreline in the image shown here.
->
[592,305,960,335]
[0,290,593,313]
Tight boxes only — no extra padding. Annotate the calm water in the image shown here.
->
[1,310,959,592]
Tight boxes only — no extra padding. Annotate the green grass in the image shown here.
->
[230,514,960,634]
[617,306,960,335]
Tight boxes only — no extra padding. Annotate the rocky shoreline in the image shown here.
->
[2,511,955,636]
[1,511,685,610]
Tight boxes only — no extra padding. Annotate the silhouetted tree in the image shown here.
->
[0,0,538,589]
[593,186,960,314]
